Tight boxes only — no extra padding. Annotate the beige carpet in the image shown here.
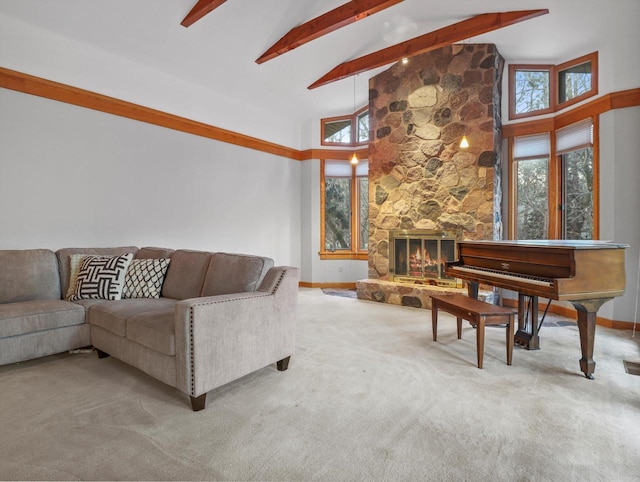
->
[1,288,639,481]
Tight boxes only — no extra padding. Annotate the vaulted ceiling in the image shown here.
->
[0,0,637,147]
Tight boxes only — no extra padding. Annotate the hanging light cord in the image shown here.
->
[353,74,356,114]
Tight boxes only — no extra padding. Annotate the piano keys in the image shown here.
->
[445,240,627,379]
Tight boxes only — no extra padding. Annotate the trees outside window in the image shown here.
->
[324,177,352,250]
[511,119,596,240]
[322,118,352,145]
[512,68,552,118]
[321,108,369,146]
[356,110,370,144]
[556,52,597,109]
[558,63,592,104]
[563,147,594,239]
[509,52,597,120]
[358,176,369,250]
[321,160,368,259]
[516,157,549,240]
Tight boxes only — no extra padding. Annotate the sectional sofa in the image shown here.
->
[0,246,299,411]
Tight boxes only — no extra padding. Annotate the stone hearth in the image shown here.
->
[356,279,493,310]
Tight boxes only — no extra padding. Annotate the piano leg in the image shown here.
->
[515,294,540,350]
[571,298,612,379]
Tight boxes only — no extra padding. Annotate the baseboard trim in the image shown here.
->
[501,298,630,330]
[300,282,357,289]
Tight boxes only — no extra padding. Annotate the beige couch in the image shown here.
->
[0,247,299,411]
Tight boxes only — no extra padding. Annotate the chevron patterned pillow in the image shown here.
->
[122,258,171,299]
[69,254,133,301]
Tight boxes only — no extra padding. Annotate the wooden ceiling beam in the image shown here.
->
[308,9,549,89]
[181,0,228,28]
[256,0,404,64]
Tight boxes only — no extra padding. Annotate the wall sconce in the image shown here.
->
[459,135,469,149]
[350,152,358,165]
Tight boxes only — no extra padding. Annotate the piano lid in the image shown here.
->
[458,240,628,250]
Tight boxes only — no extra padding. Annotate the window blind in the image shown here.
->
[324,160,353,177]
[556,118,593,155]
[513,133,551,160]
[325,159,369,177]
[355,159,369,177]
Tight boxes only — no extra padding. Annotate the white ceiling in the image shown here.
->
[0,0,637,148]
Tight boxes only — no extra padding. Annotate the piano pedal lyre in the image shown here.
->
[514,330,533,349]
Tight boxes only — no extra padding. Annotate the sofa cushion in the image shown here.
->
[88,298,177,337]
[201,252,274,296]
[161,250,211,300]
[0,300,85,337]
[122,258,171,299]
[69,254,133,301]
[56,247,139,297]
[136,247,175,259]
[70,299,106,309]
[126,309,176,356]
[0,249,61,303]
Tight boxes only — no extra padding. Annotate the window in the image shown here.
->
[320,160,369,259]
[509,52,598,120]
[556,52,598,110]
[510,119,596,240]
[556,119,595,239]
[510,66,553,118]
[355,108,370,145]
[322,117,352,145]
[321,108,369,146]
[513,134,550,239]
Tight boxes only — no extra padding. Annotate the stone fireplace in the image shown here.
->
[357,44,504,309]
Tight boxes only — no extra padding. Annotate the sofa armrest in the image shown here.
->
[173,266,299,398]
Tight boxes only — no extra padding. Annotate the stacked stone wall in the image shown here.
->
[367,44,504,280]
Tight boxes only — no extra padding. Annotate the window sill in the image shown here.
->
[318,251,368,260]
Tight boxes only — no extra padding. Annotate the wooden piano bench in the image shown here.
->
[430,294,515,369]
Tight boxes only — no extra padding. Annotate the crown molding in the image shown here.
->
[2,66,637,157]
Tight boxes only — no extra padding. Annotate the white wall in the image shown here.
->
[0,12,301,149]
[599,107,640,324]
[0,89,301,267]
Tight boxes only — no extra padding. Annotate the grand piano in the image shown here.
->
[445,240,627,379]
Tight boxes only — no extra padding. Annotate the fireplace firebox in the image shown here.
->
[389,230,462,287]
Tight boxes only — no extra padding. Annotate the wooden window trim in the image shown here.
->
[320,114,353,146]
[319,159,368,260]
[321,106,369,146]
[554,51,598,111]
[508,115,599,240]
[508,52,599,120]
[354,106,370,146]
[509,63,555,120]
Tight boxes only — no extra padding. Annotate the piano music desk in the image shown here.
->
[430,294,515,369]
